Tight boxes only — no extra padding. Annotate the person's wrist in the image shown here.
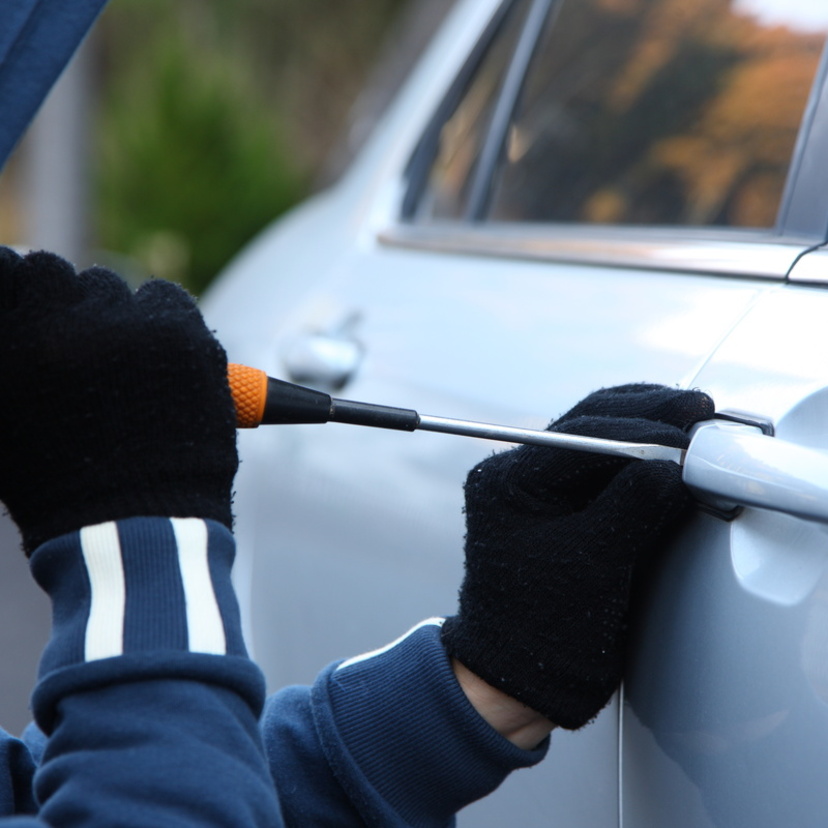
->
[452,659,555,750]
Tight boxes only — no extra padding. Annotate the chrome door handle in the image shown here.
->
[281,332,363,391]
[684,420,828,524]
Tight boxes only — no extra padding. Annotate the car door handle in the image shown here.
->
[281,332,363,391]
[683,420,828,524]
[281,312,364,392]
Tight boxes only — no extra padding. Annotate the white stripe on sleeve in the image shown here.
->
[80,522,126,661]
[335,617,446,672]
[171,517,227,655]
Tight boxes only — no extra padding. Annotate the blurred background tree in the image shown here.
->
[93,0,421,295]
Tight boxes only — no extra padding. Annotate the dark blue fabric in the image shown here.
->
[0,731,36,816]
[119,518,189,652]
[205,519,249,657]
[31,518,245,665]
[261,623,547,826]
[261,686,365,826]
[10,517,281,825]
[2,519,545,825]
[29,518,264,734]
[0,1,109,169]
[33,679,283,827]
[27,532,89,676]
[307,622,548,826]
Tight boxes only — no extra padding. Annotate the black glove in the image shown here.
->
[441,384,714,730]
[0,248,238,555]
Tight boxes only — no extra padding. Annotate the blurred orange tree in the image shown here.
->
[95,0,411,295]
[490,0,826,228]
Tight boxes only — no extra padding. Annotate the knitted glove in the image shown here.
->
[441,384,714,729]
[0,248,237,555]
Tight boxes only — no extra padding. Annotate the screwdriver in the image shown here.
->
[227,364,686,464]
[226,365,828,527]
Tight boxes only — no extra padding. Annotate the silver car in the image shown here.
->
[203,0,828,824]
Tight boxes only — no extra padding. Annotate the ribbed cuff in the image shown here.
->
[312,619,548,826]
[29,517,264,732]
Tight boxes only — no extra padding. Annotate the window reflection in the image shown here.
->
[488,0,828,228]
[418,0,532,220]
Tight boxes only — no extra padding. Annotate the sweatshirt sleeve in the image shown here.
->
[0,1,109,168]
[7,516,283,828]
[260,619,548,827]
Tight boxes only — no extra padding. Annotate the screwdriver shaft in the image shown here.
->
[415,414,687,463]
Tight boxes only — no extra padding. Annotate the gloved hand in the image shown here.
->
[0,248,237,555]
[441,384,714,730]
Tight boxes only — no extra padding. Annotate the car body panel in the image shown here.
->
[623,281,828,828]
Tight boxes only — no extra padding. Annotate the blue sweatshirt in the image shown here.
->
[0,518,545,826]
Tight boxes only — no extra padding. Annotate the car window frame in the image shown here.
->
[462,0,554,221]
[388,0,828,281]
[775,38,828,240]
[400,0,524,220]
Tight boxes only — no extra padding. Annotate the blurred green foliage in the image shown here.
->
[95,0,409,295]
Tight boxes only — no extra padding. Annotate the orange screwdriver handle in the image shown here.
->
[228,363,336,428]
[227,363,269,427]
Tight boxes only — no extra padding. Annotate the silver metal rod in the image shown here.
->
[416,414,687,464]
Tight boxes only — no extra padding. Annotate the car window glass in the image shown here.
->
[416,0,533,220]
[487,0,828,228]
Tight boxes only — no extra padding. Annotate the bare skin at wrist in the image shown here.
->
[452,659,556,750]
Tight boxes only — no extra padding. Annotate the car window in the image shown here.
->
[413,0,828,231]
[413,0,533,220]
[489,0,828,227]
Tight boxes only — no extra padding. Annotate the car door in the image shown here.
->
[622,260,828,828]
[203,0,828,825]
